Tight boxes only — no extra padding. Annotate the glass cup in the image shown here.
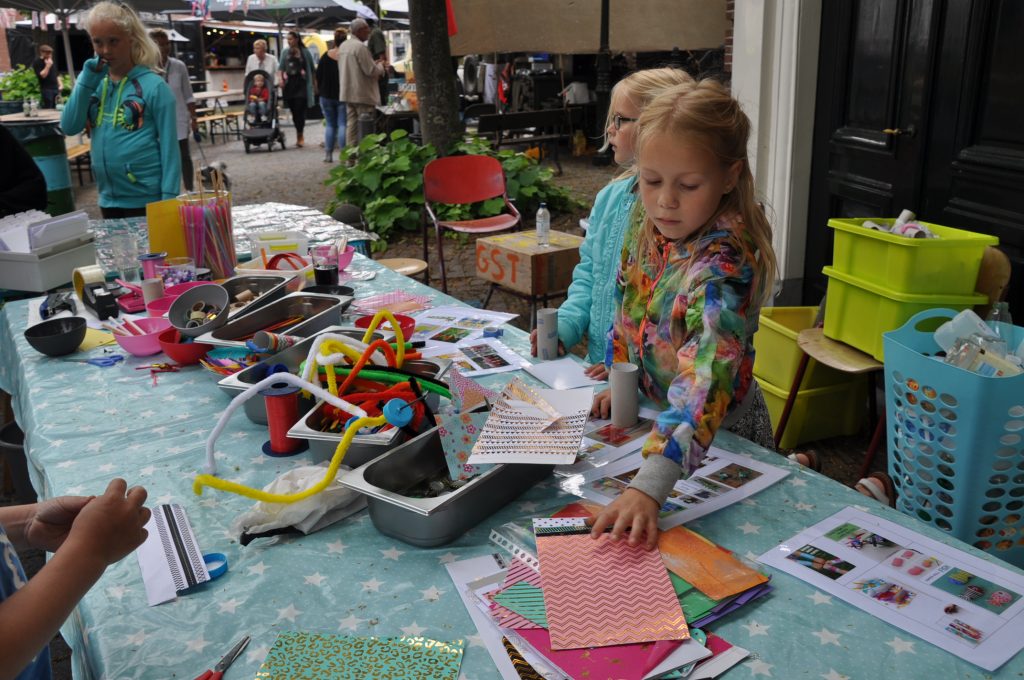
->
[310,244,339,285]
[156,256,196,287]
[108,233,140,283]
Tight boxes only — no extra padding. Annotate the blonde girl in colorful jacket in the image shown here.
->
[590,79,778,549]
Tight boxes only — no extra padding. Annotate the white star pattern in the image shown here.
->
[747,659,773,676]
[85,441,103,452]
[787,476,808,487]
[106,585,130,600]
[822,670,849,680]
[885,637,916,654]
[518,500,539,512]
[154,494,174,505]
[246,644,270,665]
[807,592,833,606]
[421,585,443,601]
[218,598,242,614]
[232,431,249,439]
[139,465,156,476]
[139,410,156,418]
[812,628,841,646]
[794,502,815,511]
[401,622,427,637]
[65,485,85,495]
[250,454,266,465]
[276,604,302,622]
[361,577,384,592]
[98,463,116,473]
[381,547,404,560]
[185,637,211,653]
[738,521,761,534]
[326,540,347,554]
[437,552,459,564]
[466,634,485,648]
[56,460,77,468]
[338,614,367,631]
[126,630,148,646]
[740,498,758,506]
[248,561,269,576]
[198,498,219,508]
[744,551,760,562]
[742,620,770,637]
[304,572,327,586]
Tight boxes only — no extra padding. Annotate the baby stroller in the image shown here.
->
[241,69,286,153]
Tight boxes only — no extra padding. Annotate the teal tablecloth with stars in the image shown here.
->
[2,253,1023,680]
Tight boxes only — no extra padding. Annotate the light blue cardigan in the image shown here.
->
[557,175,638,363]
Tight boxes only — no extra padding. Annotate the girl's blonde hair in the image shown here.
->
[600,67,696,163]
[83,1,160,71]
[634,78,778,304]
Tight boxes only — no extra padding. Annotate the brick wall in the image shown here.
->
[725,0,734,74]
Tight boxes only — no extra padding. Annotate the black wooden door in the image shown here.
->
[804,0,1021,319]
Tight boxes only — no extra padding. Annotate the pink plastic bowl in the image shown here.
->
[165,281,215,298]
[337,245,355,271]
[113,317,172,357]
[146,296,176,317]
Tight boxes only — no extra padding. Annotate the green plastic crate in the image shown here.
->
[756,374,867,450]
[828,217,997,296]
[822,266,987,361]
[753,307,850,389]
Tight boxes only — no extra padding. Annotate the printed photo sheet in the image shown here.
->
[554,407,664,478]
[758,506,1024,671]
[562,446,789,529]
[412,306,517,346]
[420,338,529,378]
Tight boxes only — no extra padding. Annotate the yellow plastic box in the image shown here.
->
[828,217,997,296]
[822,266,986,361]
[754,307,850,390]
[756,374,867,450]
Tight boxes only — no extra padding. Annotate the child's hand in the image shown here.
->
[67,479,150,566]
[589,488,660,549]
[23,496,93,553]
[584,363,609,380]
[529,329,565,358]
[84,56,108,75]
[591,390,611,418]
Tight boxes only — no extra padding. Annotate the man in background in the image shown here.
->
[366,19,389,107]
[32,44,60,108]
[337,18,386,146]
[151,29,198,192]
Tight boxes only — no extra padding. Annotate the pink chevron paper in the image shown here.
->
[537,532,689,649]
[516,627,681,680]
[447,365,498,413]
[488,558,543,630]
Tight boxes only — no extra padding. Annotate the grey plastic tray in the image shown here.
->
[340,427,552,547]
[195,292,351,348]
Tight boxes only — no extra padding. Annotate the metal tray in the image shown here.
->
[195,292,352,348]
[216,325,383,424]
[287,358,452,468]
[340,427,552,547]
[219,274,294,319]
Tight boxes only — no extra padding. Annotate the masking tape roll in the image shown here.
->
[191,301,206,313]
[72,265,106,300]
[190,310,207,321]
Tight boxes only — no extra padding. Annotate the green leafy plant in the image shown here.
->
[326,129,584,248]
[60,73,72,97]
[0,65,42,102]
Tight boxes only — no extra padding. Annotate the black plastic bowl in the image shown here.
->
[24,317,87,357]
[303,284,355,297]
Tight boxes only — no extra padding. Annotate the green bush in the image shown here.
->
[325,130,584,248]
[0,65,41,102]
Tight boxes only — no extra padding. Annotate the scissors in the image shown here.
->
[194,635,250,680]
[62,354,125,367]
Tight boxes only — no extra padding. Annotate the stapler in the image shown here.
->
[82,282,120,321]
[40,291,76,319]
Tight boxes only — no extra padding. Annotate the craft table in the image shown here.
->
[1,256,1023,679]
[192,89,245,114]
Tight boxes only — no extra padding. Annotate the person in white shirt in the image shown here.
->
[245,39,279,83]
[151,29,198,192]
[337,18,386,146]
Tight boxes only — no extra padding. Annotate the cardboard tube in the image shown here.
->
[72,265,105,300]
[610,362,640,428]
[141,277,165,305]
[536,308,559,361]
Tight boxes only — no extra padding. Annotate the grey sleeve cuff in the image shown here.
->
[627,454,681,507]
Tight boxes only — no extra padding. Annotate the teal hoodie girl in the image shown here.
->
[62,58,181,209]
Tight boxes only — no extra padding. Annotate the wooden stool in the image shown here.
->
[377,257,428,279]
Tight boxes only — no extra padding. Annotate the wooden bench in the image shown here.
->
[224,110,244,140]
[196,114,228,143]
[66,140,92,186]
[476,108,574,174]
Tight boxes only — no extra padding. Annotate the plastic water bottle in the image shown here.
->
[986,301,1014,346]
[536,202,550,247]
[933,309,996,352]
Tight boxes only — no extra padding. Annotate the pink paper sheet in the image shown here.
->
[489,558,542,630]
[537,532,689,649]
[517,627,680,680]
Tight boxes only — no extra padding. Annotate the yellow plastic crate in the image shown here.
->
[754,307,850,390]
[756,374,867,450]
[828,217,997,296]
[822,266,986,361]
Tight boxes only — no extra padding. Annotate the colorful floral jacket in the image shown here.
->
[607,210,762,505]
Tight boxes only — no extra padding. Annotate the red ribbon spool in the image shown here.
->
[261,382,309,456]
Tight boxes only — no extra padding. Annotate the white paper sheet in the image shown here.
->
[420,338,529,377]
[562,446,790,529]
[412,306,517,346]
[135,504,211,607]
[523,356,604,390]
[758,506,1024,672]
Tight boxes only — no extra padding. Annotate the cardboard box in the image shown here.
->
[475,230,584,296]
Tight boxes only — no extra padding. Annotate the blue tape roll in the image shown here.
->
[203,552,228,580]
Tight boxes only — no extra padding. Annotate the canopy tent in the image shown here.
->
[446,0,727,56]
[2,0,192,81]
[199,0,380,46]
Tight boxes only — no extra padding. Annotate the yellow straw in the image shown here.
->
[360,309,406,367]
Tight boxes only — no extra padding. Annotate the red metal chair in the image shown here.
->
[422,154,522,294]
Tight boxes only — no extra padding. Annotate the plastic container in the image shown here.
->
[828,217,997,296]
[753,307,850,389]
[0,234,96,293]
[822,266,987,361]
[249,231,310,258]
[156,256,196,286]
[113,317,172,357]
[236,256,313,291]
[157,328,214,365]
[755,374,867,449]
[883,308,1024,569]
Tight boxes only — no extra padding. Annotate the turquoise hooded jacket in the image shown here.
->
[557,175,638,364]
[62,59,181,209]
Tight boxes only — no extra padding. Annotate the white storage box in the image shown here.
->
[249,231,309,257]
[0,233,97,292]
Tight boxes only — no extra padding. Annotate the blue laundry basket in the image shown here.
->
[883,308,1024,568]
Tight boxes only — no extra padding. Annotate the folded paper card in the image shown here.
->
[533,517,689,650]
[446,365,499,413]
[437,410,493,481]
[254,633,465,680]
[135,503,210,606]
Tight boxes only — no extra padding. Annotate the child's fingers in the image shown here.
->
[644,516,659,550]
[590,509,614,539]
[609,513,632,542]
[103,478,128,498]
[126,485,148,508]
